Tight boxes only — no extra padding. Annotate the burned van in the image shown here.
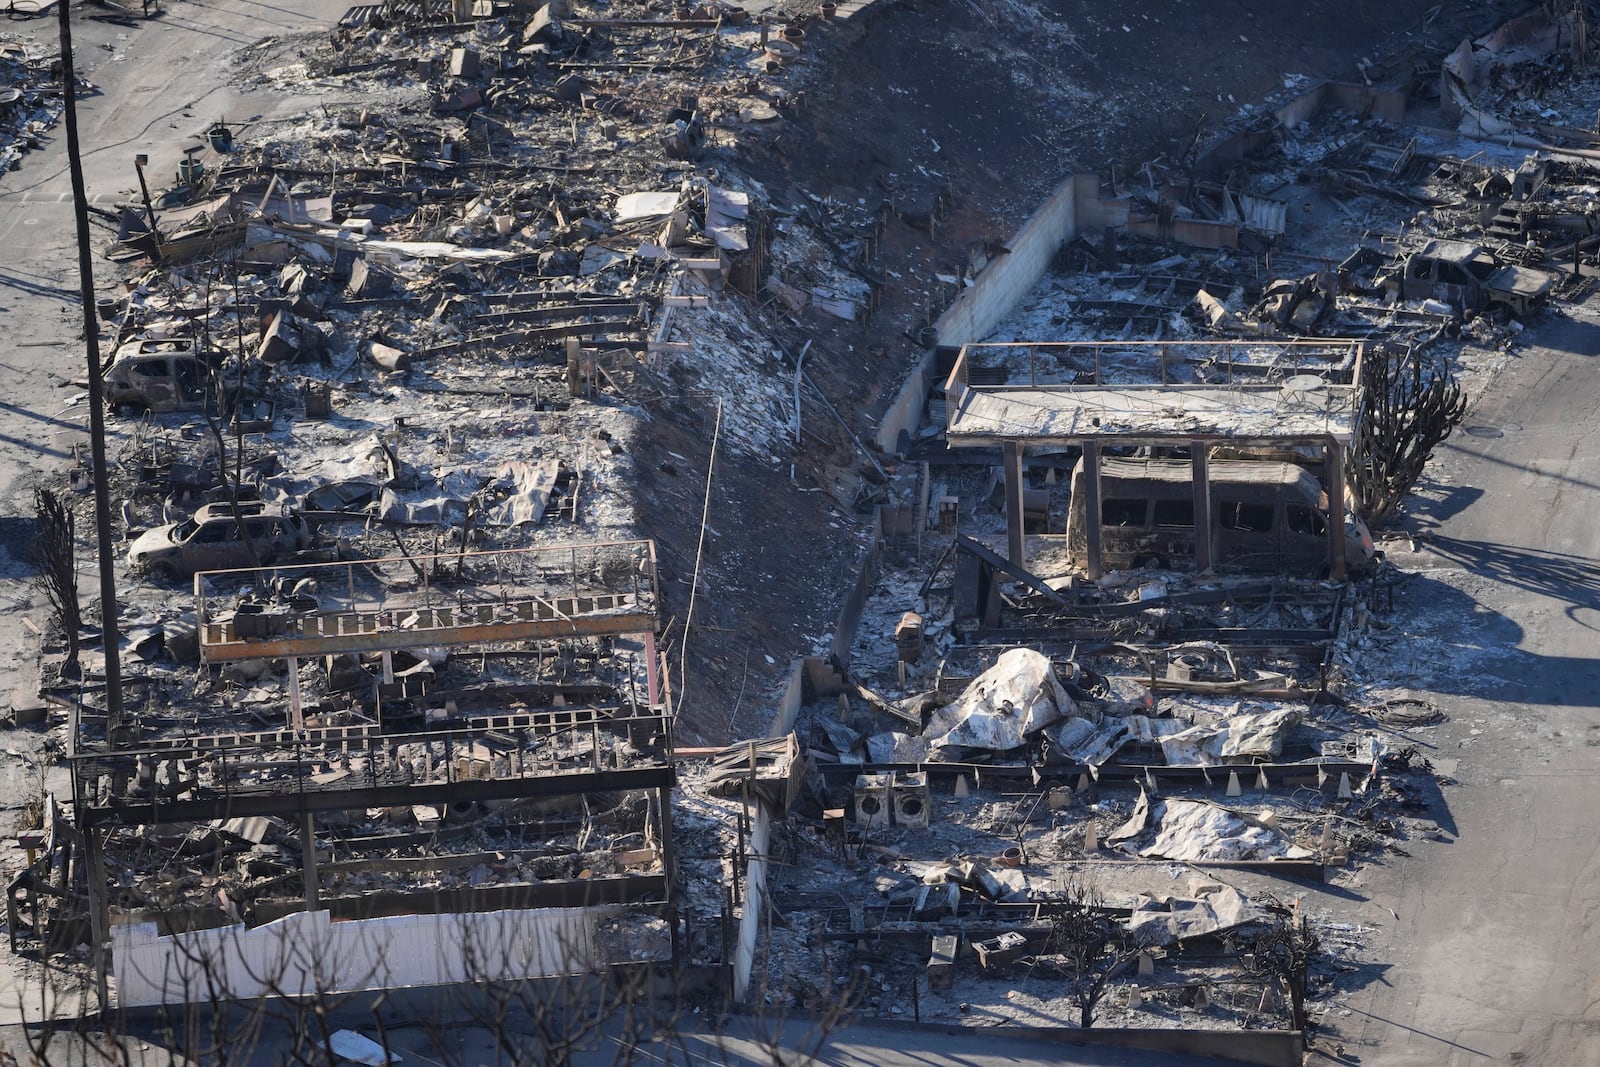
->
[1065,457,1373,576]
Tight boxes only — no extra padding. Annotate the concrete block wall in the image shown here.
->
[771,666,803,736]
[932,174,1079,347]
[829,507,886,669]
[1067,171,1126,231]
[113,906,616,1007]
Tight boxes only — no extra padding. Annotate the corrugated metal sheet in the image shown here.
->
[1237,192,1288,237]
[339,1,452,29]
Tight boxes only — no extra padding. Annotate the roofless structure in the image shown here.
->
[943,341,1363,579]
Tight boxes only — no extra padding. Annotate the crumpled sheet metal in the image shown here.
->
[1157,707,1301,766]
[1126,881,1264,946]
[922,648,1073,754]
[1136,798,1313,863]
[1046,713,1187,768]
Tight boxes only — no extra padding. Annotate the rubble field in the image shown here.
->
[2,0,1587,1055]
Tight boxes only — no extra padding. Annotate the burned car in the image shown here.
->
[127,501,312,581]
[1392,240,1554,317]
[103,338,216,414]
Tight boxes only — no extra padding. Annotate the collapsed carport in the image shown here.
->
[941,341,1363,580]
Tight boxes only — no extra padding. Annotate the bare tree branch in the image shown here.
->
[31,486,81,677]
[1347,344,1467,529]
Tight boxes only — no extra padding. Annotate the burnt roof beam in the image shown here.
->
[77,765,675,827]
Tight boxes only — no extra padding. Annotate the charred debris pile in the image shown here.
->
[13,0,919,992]
[0,30,63,174]
[699,5,1600,1036]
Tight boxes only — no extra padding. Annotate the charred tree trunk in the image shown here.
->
[1248,908,1321,1033]
[31,488,81,677]
[1347,344,1467,529]
[1046,878,1144,1029]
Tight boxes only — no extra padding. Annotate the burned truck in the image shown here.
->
[1339,239,1555,318]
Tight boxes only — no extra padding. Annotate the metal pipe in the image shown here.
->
[133,154,157,232]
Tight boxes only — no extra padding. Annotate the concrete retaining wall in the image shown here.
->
[1069,172,1127,231]
[829,507,886,669]
[933,173,1079,346]
[874,352,940,457]
[1275,80,1406,126]
[874,172,1082,455]
[769,657,809,736]
[730,801,772,1001]
[1199,79,1406,176]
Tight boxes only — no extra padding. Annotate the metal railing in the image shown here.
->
[71,706,675,812]
[193,540,658,656]
[945,339,1365,397]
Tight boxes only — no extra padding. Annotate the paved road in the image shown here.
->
[598,1018,1259,1067]
[1345,305,1600,1065]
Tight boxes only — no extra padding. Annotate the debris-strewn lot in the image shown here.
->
[5,0,1594,1056]
[716,0,1600,1041]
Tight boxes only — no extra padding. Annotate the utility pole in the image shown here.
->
[58,0,124,739]
[59,0,126,1012]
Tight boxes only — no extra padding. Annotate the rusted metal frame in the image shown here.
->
[199,609,657,661]
[80,764,675,826]
[1083,442,1103,579]
[1003,442,1026,567]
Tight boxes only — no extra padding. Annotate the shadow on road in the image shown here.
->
[0,399,88,433]
[1401,483,1483,526]
[1441,436,1600,497]
[1519,314,1600,359]
[1421,534,1600,630]
[0,430,74,461]
[0,516,39,578]
[1336,1001,1494,1061]
[1363,559,1600,709]
[0,269,80,303]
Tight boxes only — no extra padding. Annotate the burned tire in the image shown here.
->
[148,560,180,584]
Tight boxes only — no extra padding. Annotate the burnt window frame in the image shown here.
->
[1152,499,1194,528]
[1285,504,1328,537]
[1101,498,1149,528]
[1219,500,1274,533]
